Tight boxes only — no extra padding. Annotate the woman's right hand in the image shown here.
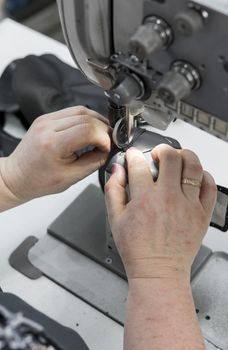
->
[105,145,217,281]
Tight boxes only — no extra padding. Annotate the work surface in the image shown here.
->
[0,18,228,350]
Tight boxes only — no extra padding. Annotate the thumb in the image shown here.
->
[66,149,109,183]
[105,163,127,222]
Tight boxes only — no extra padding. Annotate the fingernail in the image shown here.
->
[127,147,137,152]
[112,163,118,174]
[111,163,126,183]
[127,147,145,159]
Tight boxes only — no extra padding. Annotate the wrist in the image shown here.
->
[128,272,191,289]
[124,256,191,281]
[125,266,204,350]
[128,273,192,306]
[0,157,25,210]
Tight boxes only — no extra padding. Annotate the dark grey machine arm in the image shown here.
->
[57,0,113,90]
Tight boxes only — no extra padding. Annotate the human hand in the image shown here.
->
[105,145,217,281]
[0,106,111,204]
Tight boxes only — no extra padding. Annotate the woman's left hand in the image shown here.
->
[0,106,111,204]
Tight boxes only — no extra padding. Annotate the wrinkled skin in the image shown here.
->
[0,106,111,204]
[105,145,217,280]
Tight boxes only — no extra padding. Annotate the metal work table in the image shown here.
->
[0,18,228,350]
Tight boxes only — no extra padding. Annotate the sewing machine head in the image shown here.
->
[57,0,228,147]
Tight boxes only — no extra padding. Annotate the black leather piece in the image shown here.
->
[12,54,108,126]
[0,125,20,157]
[0,60,20,115]
[6,0,55,21]
[211,185,228,232]
[0,293,89,350]
[0,54,108,128]
[0,54,108,155]
[99,129,181,190]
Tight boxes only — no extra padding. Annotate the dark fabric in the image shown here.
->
[5,0,55,21]
[0,60,20,116]
[0,126,21,156]
[0,54,108,156]
[0,54,108,128]
[0,293,89,350]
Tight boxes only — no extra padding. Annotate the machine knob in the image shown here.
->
[158,61,201,104]
[109,74,144,106]
[129,16,173,60]
[174,9,204,36]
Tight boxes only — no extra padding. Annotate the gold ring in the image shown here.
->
[182,178,202,188]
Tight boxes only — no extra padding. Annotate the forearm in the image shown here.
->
[124,276,205,350]
[0,158,24,212]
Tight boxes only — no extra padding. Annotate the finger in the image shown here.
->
[180,149,204,201]
[86,109,110,125]
[35,106,86,122]
[42,106,109,125]
[126,148,154,199]
[151,144,182,190]
[56,120,111,155]
[66,149,110,181]
[78,107,109,125]
[105,164,128,220]
[53,114,110,132]
[200,171,217,214]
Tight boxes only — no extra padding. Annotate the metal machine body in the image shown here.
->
[57,0,228,141]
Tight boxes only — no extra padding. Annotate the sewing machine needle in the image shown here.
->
[127,112,135,144]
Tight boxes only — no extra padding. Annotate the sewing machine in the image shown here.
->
[58,0,228,140]
[21,1,228,348]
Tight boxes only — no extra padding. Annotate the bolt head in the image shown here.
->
[105,258,113,264]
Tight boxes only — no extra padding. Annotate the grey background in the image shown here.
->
[0,0,4,19]
[0,0,64,41]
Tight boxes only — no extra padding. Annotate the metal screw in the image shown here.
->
[130,55,140,63]
[202,10,209,19]
[113,93,121,101]
[105,257,113,264]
